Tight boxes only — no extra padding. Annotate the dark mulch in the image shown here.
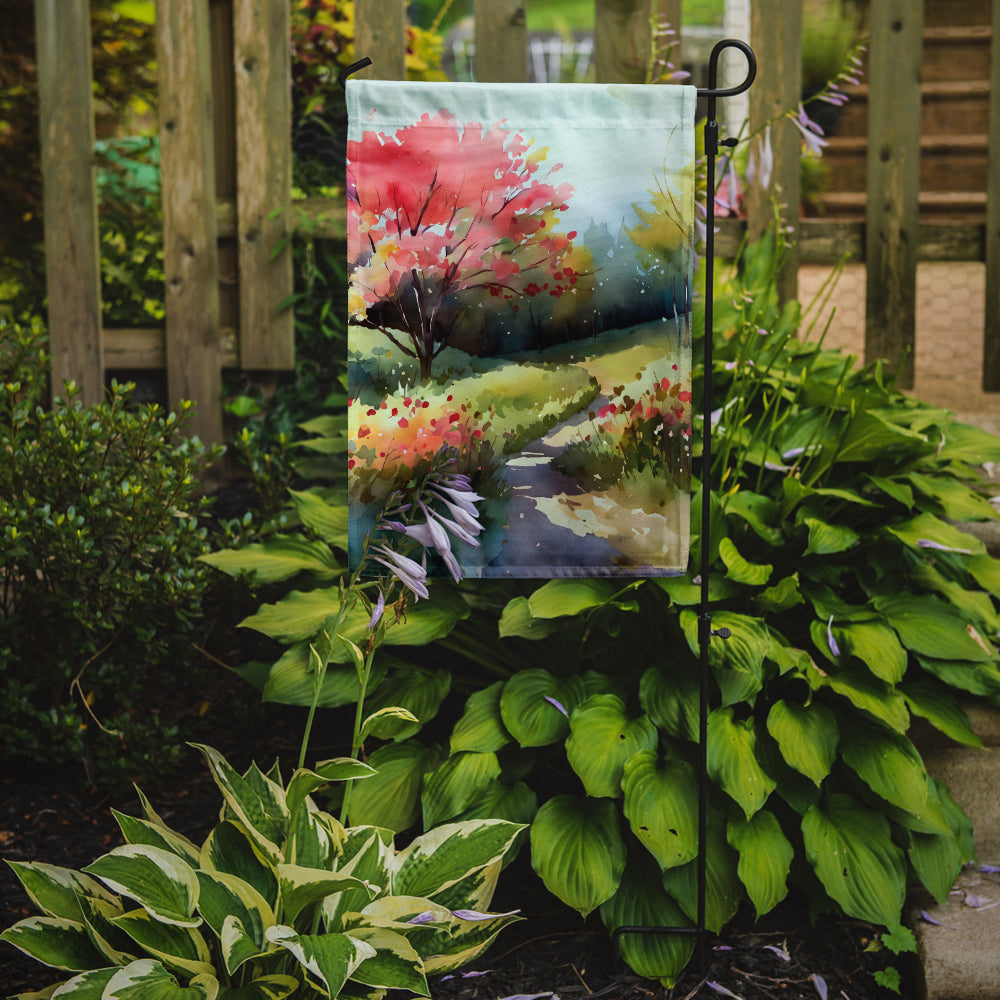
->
[1,746,914,1000]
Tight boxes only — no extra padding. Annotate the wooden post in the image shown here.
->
[594,0,655,84]
[474,0,527,83]
[34,0,104,405]
[355,0,406,80]
[864,0,923,389]
[233,0,294,369]
[983,0,1000,390]
[157,0,223,444]
[747,0,801,305]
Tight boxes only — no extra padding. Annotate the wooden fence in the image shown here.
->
[33,0,1000,445]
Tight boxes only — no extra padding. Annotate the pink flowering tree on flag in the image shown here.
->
[348,110,582,381]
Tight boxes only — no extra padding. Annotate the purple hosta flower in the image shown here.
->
[367,590,385,631]
[371,544,429,600]
[979,864,1000,874]
[917,538,973,555]
[544,695,569,718]
[451,908,521,921]
[747,125,774,191]
[827,615,841,658]
[407,911,438,925]
[763,944,791,962]
[706,983,742,999]
[811,974,828,1000]
[791,104,828,157]
[426,501,480,548]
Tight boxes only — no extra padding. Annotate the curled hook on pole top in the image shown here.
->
[697,38,756,99]
[337,57,373,90]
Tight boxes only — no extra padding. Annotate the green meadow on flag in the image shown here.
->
[347,80,696,577]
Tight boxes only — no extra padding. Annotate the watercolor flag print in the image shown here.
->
[347,79,696,578]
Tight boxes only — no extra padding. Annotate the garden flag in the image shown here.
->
[347,79,696,578]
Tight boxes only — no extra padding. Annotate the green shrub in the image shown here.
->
[1,743,524,998]
[0,317,219,783]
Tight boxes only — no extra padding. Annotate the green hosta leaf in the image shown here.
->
[421,751,502,828]
[906,472,998,522]
[639,664,699,742]
[216,975,299,1000]
[200,822,278,910]
[866,474,914,509]
[261,643,384,709]
[345,926,428,994]
[450,682,511,754]
[363,667,451,740]
[111,908,214,978]
[901,680,982,748]
[836,621,907,684]
[191,746,287,863]
[200,536,341,584]
[526,579,618,618]
[4,862,118,923]
[265,926,375,998]
[103,959,218,1000]
[453,779,538,827]
[835,410,927,463]
[347,740,442,832]
[83,846,200,928]
[809,661,910,732]
[935,421,1000,465]
[0,916,107,971]
[195,871,273,974]
[566,695,658,798]
[655,573,737,606]
[112,812,201,868]
[707,708,776,818]
[727,811,793,918]
[680,610,770,706]
[886,512,985,557]
[718,537,772,586]
[875,594,995,662]
[839,718,929,816]
[499,670,584,747]
[966,553,1000,597]
[288,488,349,547]
[393,820,524,900]
[724,490,784,545]
[765,700,838,786]
[497,597,563,639]
[277,865,374,925]
[755,573,805,614]
[530,795,626,917]
[909,798,966,906]
[599,853,694,987]
[803,517,859,556]
[916,655,1000,697]
[660,811,741,933]
[621,751,698,870]
[802,793,906,926]
[910,562,1000,633]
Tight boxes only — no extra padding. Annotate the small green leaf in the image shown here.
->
[288,488,349,547]
[527,579,617,618]
[362,667,451,740]
[200,536,341,584]
[718,537,773,585]
[803,517,859,555]
[707,708,776,819]
[497,597,562,639]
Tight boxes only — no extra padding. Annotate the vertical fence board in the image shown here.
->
[474,0,527,83]
[864,0,923,389]
[355,0,406,80]
[157,0,222,444]
[983,0,1000,390]
[34,0,103,404]
[233,0,294,369]
[746,0,801,304]
[594,0,655,83]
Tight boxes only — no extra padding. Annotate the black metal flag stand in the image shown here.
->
[340,37,758,974]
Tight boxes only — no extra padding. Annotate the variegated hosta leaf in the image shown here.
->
[707,707,776,819]
[838,718,929,817]
[621,751,699,871]
[214,974,300,1000]
[102,958,218,999]
[420,752,502,829]
[44,966,118,997]
[421,907,522,975]
[190,745,288,863]
[450,681,511,754]
[0,916,107,971]
[802,793,906,926]
[499,669,585,747]
[765,700,838,786]
[726,810,793,917]
[112,811,201,868]
[110,908,214,978]
[195,871,274,974]
[529,795,626,917]
[362,668,452,741]
[4,862,118,922]
[200,822,278,910]
[285,760,375,825]
[391,820,524,901]
[265,926,375,998]
[344,926,429,995]
[661,811,742,934]
[323,829,393,931]
[425,859,502,916]
[566,695,658,799]
[276,865,375,925]
[78,894,136,966]
[83,846,200,928]
[599,853,694,987]
[288,802,343,870]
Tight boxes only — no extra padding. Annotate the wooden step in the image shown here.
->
[822,134,989,193]
[922,25,993,83]
[813,190,987,222]
[832,80,991,137]
[921,0,992,28]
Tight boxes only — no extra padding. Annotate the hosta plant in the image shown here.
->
[1,744,523,999]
